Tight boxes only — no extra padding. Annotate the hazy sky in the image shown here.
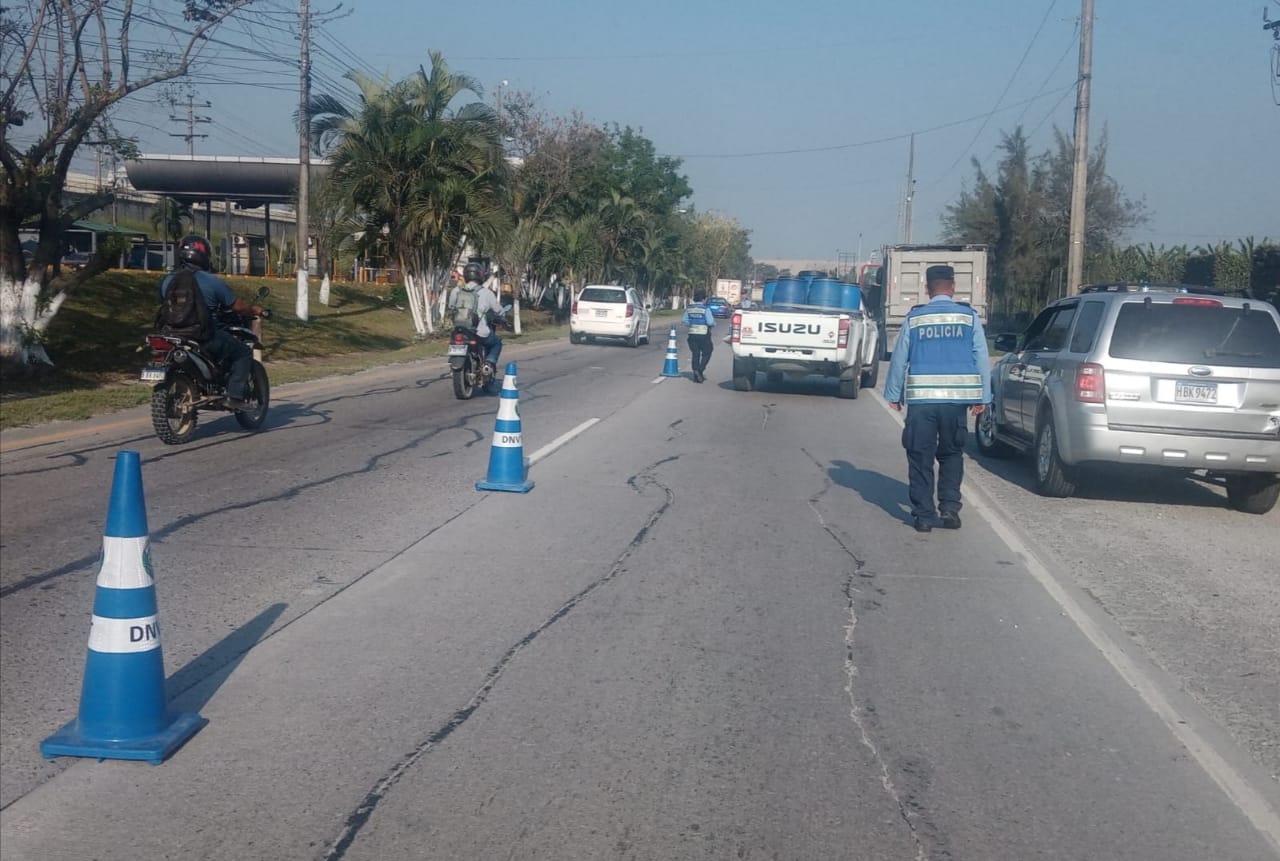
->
[94,0,1280,261]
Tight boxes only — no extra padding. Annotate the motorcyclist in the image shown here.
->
[448,262,509,372]
[158,234,262,411]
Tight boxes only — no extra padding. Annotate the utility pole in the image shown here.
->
[903,133,916,244]
[1066,0,1094,294]
[168,96,211,156]
[295,0,311,321]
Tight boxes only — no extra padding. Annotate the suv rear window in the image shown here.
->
[1109,303,1280,368]
[579,288,626,303]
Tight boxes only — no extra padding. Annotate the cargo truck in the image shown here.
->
[715,278,743,306]
[870,244,989,360]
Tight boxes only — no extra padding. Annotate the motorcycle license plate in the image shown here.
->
[141,367,166,382]
[447,344,468,356]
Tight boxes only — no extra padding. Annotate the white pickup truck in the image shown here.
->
[729,306,880,399]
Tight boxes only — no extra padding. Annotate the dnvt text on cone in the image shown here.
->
[476,362,534,493]
[41,450,205,764]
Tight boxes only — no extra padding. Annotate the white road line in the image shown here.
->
[528,418,600,466]
[868,391,1280,853]
[651,376,665,385]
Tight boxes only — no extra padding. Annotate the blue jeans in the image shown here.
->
[204,328,252,400]
[479,332,502,366]
[902,403,969,520]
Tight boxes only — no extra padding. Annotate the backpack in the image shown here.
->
[452,285,480,328]
[156,268,212,341]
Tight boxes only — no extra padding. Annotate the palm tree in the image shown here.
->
[150,199,191,248]
[543,215,604,294]
[307,52,510,336]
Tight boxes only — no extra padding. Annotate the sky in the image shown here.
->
[76,0,1280,262]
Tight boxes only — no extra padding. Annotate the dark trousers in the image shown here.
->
[687,334,712,373]
[204,328,252,401]
[902,403,969,519]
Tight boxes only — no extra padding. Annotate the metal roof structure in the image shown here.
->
[123,154,330,207]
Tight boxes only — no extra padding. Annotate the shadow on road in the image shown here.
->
[166,601,289,713]
[828,459,914,527]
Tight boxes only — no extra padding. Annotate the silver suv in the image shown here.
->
[977,284,1280,514]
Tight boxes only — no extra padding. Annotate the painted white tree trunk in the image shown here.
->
[0,276,65,366]
[422,271,436,335]
[405,274,428,337]
[296,269,310,321]
[513,295,522,335]
[318,273,331,306]
[671,294,682,310]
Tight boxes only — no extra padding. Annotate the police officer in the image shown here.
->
[682,289,715,383]
[883,265,991,532]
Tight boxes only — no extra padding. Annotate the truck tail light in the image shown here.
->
[626,303,635,318]
[731,312,742,344]
[1075,362,1105,403]
[837,318,850,349]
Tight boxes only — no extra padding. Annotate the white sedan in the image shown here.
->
[569,285,651,348]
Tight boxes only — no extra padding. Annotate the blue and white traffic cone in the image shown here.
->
[661,325,681,377]
[40,451,205,764]
[476,363,534,493]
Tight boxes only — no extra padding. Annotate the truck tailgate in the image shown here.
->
[738,311,841,352]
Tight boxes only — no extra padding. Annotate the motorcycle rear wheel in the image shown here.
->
[151,375,199,445]
[234,362,270,430]
[452,359,475,399]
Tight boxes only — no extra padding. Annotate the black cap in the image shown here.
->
[926,265,955,284]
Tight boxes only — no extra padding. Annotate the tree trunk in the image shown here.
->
[404,273,427,337]
[319,273,331,306]
[0,275,66,366]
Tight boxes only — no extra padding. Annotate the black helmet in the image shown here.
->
[463,262,484,283]
[178,235,213,271]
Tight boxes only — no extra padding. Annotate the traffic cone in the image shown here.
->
[476,363,534,493]
[661,325,681,377]
[41,451,204,764]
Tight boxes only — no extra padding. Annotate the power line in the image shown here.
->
[671,83,1076,159]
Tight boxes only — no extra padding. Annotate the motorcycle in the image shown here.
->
[142,287,273,445]
[448,324,498,399]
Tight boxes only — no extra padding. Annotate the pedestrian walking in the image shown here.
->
[683,289,715,383]
[883,265,992,532]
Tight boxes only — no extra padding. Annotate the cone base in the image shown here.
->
[40,711,206,764]
[661,364,681,377]
[475,478,534,493]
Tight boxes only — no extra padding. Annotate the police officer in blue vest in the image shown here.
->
[883,265,992,532]
[682,289,715,383]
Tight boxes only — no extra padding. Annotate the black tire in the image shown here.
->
[569,331,583,344]
[860,359,880,389]
[1224,474,1280,514]
[640,326,651,346]
[627,328,640,348]
[452,360,475,400]
[1034,413,1076,497]
[151,376,199,445]
[234,362,270,430]
[975,404,1014,458]
[837,377,859,399]
[732,358,754,392]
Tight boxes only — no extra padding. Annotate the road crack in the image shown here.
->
[320,457,678,861]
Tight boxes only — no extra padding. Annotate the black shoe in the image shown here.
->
[913,517,933,533]
[940,512,962,530]
[225,398,252,412]
[693,372,703,383]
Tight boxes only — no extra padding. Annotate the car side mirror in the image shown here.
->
[993,333,1018,353]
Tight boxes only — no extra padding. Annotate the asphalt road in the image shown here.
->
[1,331,1277,860]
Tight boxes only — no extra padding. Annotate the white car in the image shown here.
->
[569,285,651,347]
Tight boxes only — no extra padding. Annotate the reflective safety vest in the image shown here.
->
[903,300,983,404]
[685,305,711,336]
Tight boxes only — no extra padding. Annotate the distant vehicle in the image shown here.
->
[570,285,652,348]
[61,250,93,270]
[873,245,988,360]
[978,284,1280,513]
[730,303,879,399]
[714,278,743,305]
[706,296,733,318]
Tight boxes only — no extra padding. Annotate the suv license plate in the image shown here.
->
[1174,380,1217,404]
[140,367,165,382]
[595,309,608,317]
[447,344,467,356]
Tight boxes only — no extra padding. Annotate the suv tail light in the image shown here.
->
[1172,297,1222,307]
[1075,362,1105,403]
[837,317,850,349]
[571,301,578,316]
[626,303,635,318]
[731,312,742,344]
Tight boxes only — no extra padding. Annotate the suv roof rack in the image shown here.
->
[1078,283,1225,296]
